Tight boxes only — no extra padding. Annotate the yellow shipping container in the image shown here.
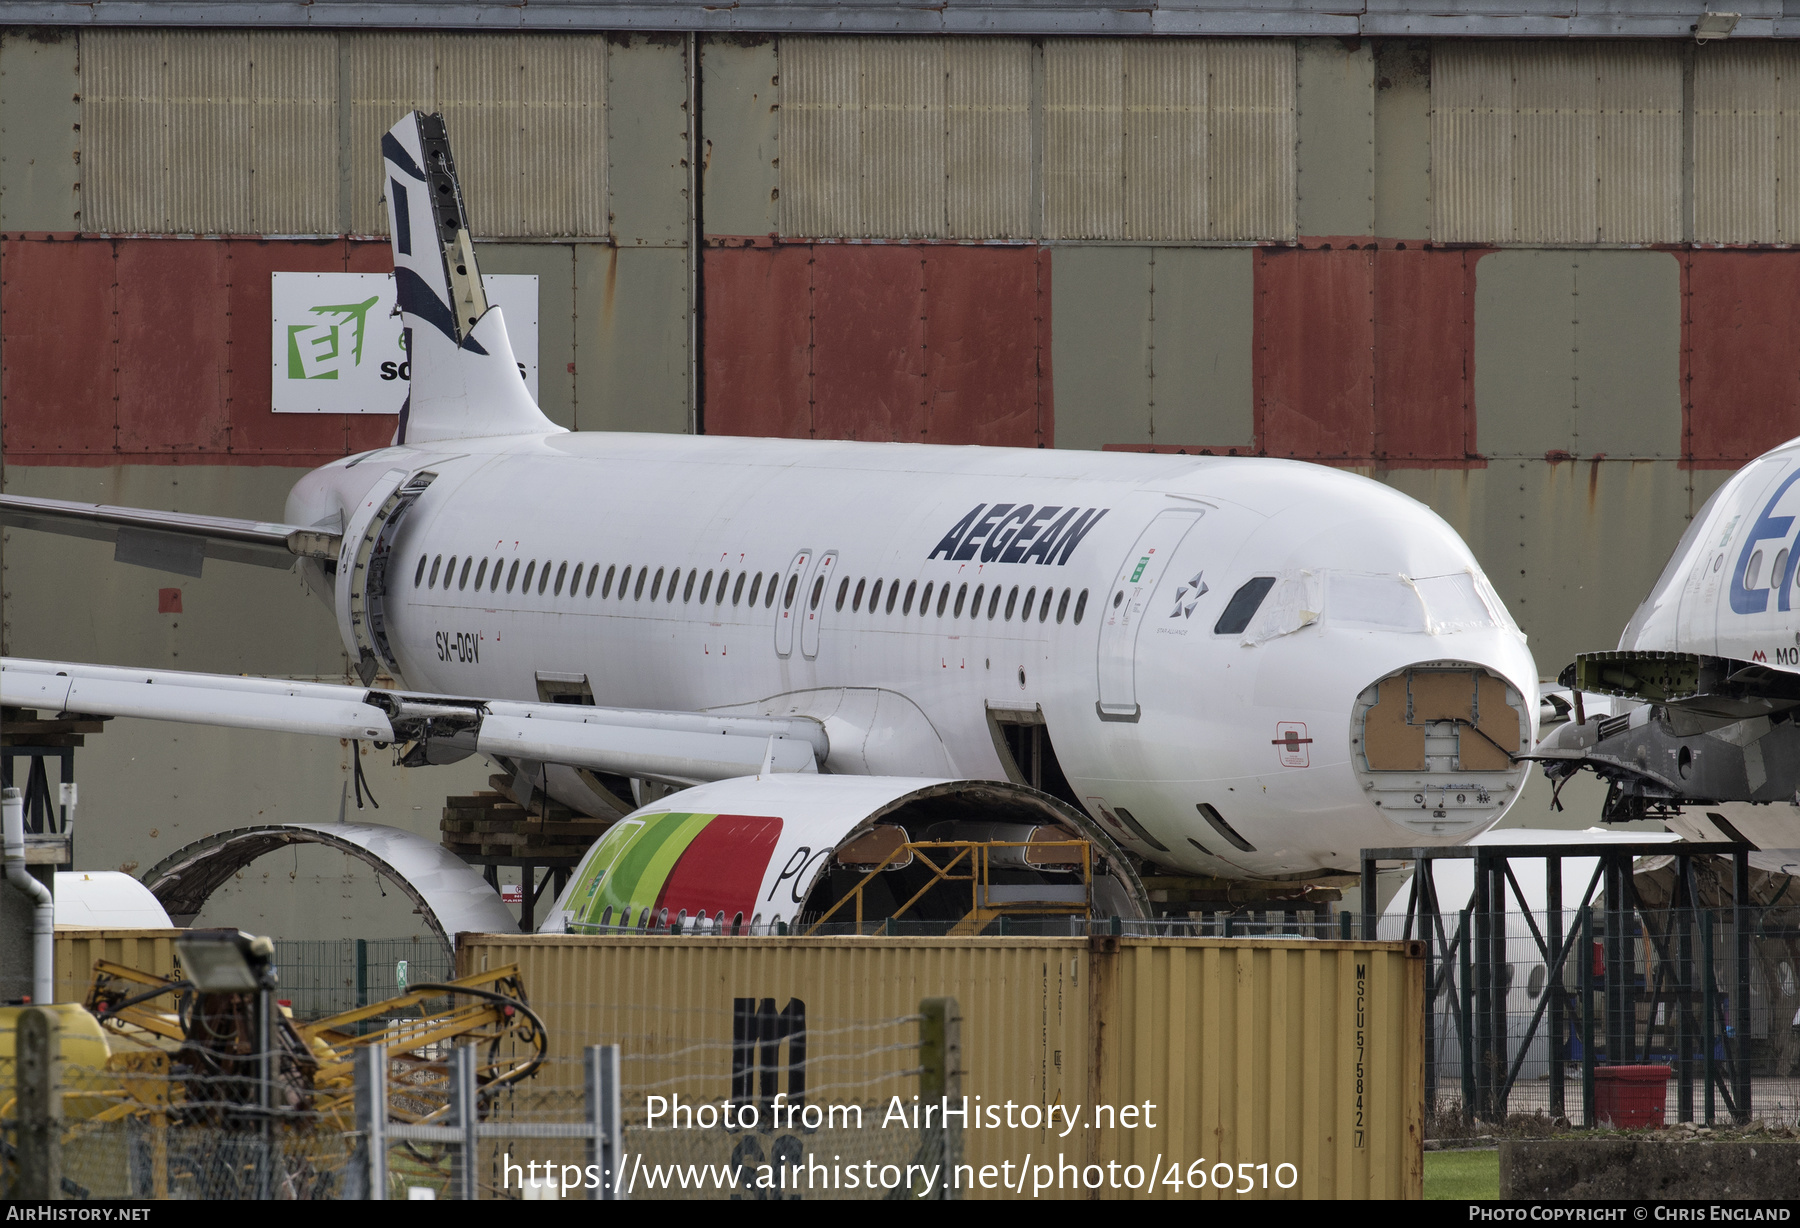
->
[459,934,1424,1200]
[52,929,184,1006]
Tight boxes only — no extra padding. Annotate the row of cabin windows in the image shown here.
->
[411,551,1088,626]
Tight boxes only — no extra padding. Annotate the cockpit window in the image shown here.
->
[1213,576,1276,635]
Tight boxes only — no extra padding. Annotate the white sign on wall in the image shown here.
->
[271,272,539,413]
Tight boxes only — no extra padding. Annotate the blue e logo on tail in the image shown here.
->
[1730,468,1800,615]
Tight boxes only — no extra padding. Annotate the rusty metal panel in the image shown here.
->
[922,245,1046,446]
[1049,245,1150,451]
[114,240,230,455]
[224,237,357,460]
[1373,248,1476,464]
[0,30,82,232]
[811,244,925,439]
[1473,249,1576,457]
[1045,39,1294,242]
[1432,43,1680,245]
[1695,44,1787,245]
[83,30,337,236]
[1295,38,1374,239]
[1387,460,1704,673]
[457,935,1423,1200]
[1148,247,1255,451]
[349,33,608,239]
[53,929,181,1006]
[699,39,780,240]
[1683,250,1800,465]
[573,244,689,433]
[604,34,686,247]
[946,38,1032,240]
[1255,247,1374,461]
[701,245,812,438]
[1373,41,1431,242]
[0,237,116,459]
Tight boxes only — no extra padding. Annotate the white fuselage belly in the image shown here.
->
[291,431,1539,879]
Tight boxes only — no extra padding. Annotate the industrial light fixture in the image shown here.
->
[1694,11,1741,42]
[175,928,275,993]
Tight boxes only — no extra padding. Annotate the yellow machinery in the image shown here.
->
[806,839,1093,936]
[19,961,547,1197]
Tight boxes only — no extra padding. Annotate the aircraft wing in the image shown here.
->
[0,657,826,786]
[0,493,339,577]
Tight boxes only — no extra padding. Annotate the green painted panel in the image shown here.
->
[475,242,578,430]
[1571,250,1683,459]
[1473,250,1577,457]
[1148,246,1255,449]
[1373,40,1430,241]
[573,243,691,433]
[700,37,780,239]
[0,30,81,231]
[1050,245,1151,451]
[607,35,691,248]
[1386,458,1703,674]
[588,811,714,920]
[1296,38,1374,238]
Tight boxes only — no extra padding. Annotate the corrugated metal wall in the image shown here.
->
[460,934,1425,1200]
[1431,42,1681,245]
[1694,43,1800,245]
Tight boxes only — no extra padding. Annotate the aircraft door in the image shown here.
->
[773,549,813,658]
[1095,509,1204,721]
[800,551,839,660]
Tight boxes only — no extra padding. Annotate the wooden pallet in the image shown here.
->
[440,790,611,862]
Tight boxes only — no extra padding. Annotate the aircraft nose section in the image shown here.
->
[1351,662,1534,838]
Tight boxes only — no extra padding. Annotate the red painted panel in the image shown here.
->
[114,241,231,455]
[702,246,812,438]
[653,814,784,922]
[225,238,355,460]
[0,238,117,457]
[1683,251,1800,467]
[1373,248,1477,463]
[922,246,1046,447]
[1255,248,1375,461]
[810,245,925,442]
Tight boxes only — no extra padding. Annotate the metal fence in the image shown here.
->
[270,937,452,1020]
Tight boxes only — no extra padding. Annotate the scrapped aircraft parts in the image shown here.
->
[1536,650,1800,823]
[0,656,830,788]
[138,822,518,951]
[1350,662,1531,834]
[542,775,1149,935]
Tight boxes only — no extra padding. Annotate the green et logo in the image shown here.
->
[285,295,381,381]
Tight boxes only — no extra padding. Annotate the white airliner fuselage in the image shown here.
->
[288,428,1540,879]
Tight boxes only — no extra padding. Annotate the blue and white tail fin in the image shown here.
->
[382,112,561,445]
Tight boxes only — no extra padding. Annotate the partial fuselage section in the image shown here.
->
[289,431,1539,879]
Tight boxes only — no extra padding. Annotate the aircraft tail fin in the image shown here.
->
[382,112,561,445]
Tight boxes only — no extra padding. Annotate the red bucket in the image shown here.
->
[1594,1065,1672,1129]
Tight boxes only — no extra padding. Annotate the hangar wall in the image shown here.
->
[3,27,1797,936]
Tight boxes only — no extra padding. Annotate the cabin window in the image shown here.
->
[747,573,762,606]
[505,560,519,592]
[586,564,599,597]
[869,579,882,611]
[473,558,488,590]
[428,555,443,587]
[447,556,462,588]
[1776,551,1791,595]
[1214,576,1276,635]
[1022,586,1036,619]
[616,565,631,599]
[532,561,547,594]
[414,555,428,587]
[970,583,984,617]
[1074,589,1089,623]
[491,559,503,592]
[936,583,950,616]
[766,573,779,608]
[699,571,713,604]
[458,557,472,590]
[734,572,748,605]
[553,562,568,596]
[1056,588,1070,623]
[784,574,800,609]
[651,568,665,600]
[810,575,825,610]
[521,560,536,593]
[953,583,968,617]
[836,577,850,611]
[683,570,697,602]
[716,570,729,605]
[919,582,934,615]
[570,563,583,595]
[1749,549,1767,590]
[1004,585,1019,620]
[903,581,918,615]
[886,580,900,614]
[1040,588,1054,622]
[852,578,866,611]
[988,586,1002,619]
[636,567,650,600]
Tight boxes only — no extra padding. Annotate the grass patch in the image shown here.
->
[1425,1149,1499,1200]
